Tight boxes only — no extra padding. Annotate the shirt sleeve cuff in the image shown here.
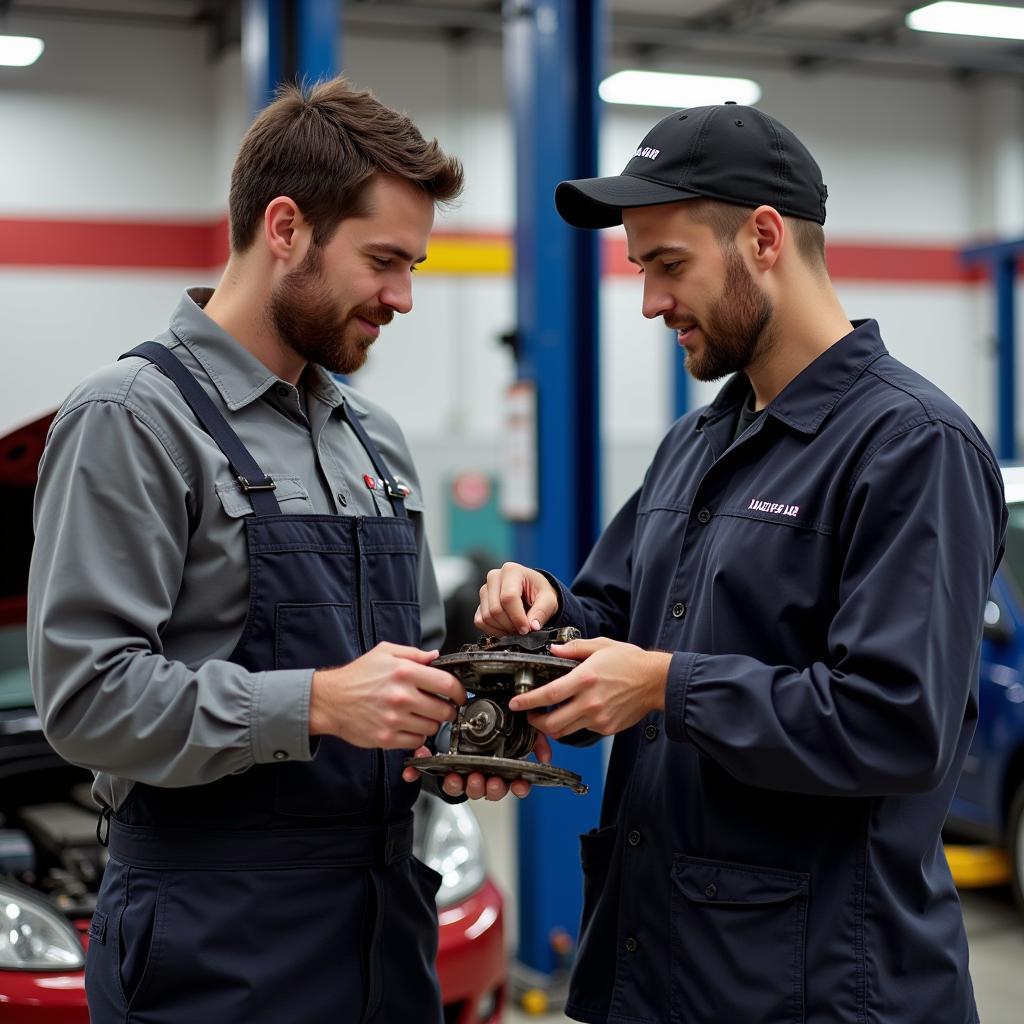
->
[250,669,315,764]
[537,570,595,632]
[664,651,700,742]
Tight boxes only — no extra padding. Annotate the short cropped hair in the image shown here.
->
[686,198,828,273]
[229,76,464,253]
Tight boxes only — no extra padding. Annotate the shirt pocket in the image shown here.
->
[214,475,313,517]
[670,854,809,1024]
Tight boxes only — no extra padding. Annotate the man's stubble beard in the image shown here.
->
[684,244,775,383]
[268,244,393,375]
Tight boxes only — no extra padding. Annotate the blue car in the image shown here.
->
[947,466,1024,911]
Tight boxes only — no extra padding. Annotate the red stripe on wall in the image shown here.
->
[0,215,998,283]
[0,216,229,270]
[824,243,988,283]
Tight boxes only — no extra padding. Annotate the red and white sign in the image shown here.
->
[452,471,492,511]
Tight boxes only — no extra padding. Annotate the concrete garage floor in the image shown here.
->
[504,888,1024,1024]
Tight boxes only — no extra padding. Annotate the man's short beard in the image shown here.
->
[685,244,774,382]
[268,244,390,375]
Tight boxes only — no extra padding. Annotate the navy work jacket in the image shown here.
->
[553,321,1007,1024]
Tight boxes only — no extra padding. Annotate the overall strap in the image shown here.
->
[120,341,282,516]
[338,402,407,517]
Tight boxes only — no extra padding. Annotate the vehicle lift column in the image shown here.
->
[962,240,1021,461]
[505,0,607,983]
[242,0,341,115]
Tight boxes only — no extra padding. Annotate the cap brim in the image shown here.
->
[555,174,702,228]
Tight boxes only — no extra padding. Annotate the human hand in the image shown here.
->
[401,733,553,800]
[474,561,559,636]
[508,637,671,739]
[309,643,466,749]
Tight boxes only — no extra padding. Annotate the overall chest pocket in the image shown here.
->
[370,601,420,648]
[273,603,374,817]
[670,855,809,1024]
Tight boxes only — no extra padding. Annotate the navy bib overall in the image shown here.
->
[85,342,443,1024]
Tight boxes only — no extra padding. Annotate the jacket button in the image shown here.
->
[625,936,638,953]
[627,830,641,847]
[644,724,659,741]
[696,507,711,524]
[671,602,686,619]
[337,492,348,507]
[704,882,717,899]
[273,750,288,761]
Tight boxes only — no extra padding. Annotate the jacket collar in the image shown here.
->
[696,319,887,436]
[168,288,365,415]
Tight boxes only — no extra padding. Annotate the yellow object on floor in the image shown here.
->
[520,989,551,1016]
[945,844,1012,888]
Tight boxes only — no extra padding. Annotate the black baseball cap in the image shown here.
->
[555,103,828,229]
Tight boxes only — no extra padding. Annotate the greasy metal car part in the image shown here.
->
[406,754,589,796]
[404,627,589,795]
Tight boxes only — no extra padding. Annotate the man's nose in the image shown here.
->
[381,276,413,315]
[641,281,673,321]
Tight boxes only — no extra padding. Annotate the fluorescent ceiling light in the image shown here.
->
[906,2,1024,40]
[599,71,761,109]
[0,36,44,67]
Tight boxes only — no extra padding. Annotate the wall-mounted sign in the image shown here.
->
[451,471,492,511]
[500,381,538,522]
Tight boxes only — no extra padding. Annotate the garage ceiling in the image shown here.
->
[6,0,1024,81]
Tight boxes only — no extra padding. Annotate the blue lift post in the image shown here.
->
[505,0,607,978]
[242,0,341,116]
[673,328,691,421]
[961,240,1022,461]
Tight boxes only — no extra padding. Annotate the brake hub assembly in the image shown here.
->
[404,627,589,795]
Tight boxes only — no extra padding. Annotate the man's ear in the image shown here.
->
[747,205,785,270]
[263,196,312,264]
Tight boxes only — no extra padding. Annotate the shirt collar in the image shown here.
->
[168,288,363,415]
[696,319,887,436]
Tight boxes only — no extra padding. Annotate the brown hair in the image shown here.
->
[229,76,464,253]
[686,198,828,273]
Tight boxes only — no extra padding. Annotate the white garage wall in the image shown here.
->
[1,14,1018,534]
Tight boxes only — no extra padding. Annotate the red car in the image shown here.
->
[0,412,505,1024]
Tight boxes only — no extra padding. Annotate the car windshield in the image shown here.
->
[0,623,32,711]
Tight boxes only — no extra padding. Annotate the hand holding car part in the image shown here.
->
[404,628,590,794]
[309,642,466,748]
[474,560,671,739]
[509,635,670,739]
[473,561,560,636]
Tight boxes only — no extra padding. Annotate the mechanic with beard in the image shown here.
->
[27,78,539,1024]
[474,105,1007,1024]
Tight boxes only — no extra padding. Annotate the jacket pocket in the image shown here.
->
[569,825,620,1014]
[670,855,808,1024]
[580,824,617,929]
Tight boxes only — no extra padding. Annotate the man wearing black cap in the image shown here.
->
[475,104,1006,1023]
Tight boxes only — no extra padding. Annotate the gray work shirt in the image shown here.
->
[28,288,444,812]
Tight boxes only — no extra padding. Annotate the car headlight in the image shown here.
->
[0,882,85,971]
[417,800,487,909]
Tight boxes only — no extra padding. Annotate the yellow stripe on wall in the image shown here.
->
[421,235,512,275]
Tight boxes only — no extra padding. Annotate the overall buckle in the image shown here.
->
[237,474,276,493]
